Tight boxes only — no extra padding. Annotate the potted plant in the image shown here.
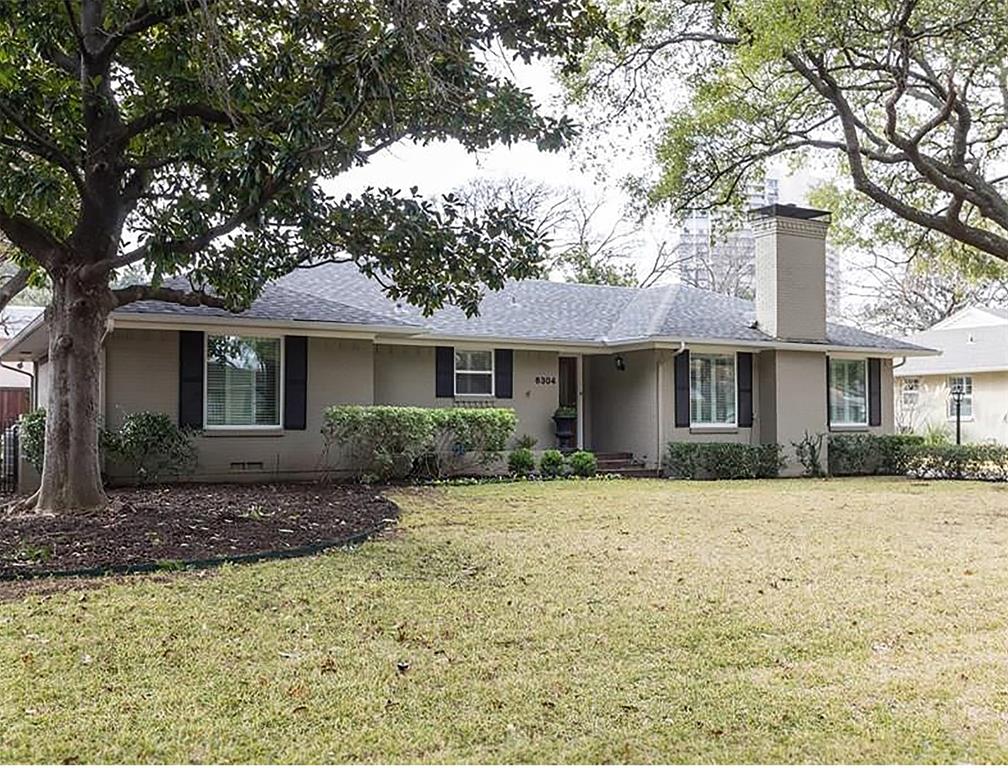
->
[552,406,577,450]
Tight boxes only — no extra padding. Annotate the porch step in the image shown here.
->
[593,452,634,462]
[599,466,661,478]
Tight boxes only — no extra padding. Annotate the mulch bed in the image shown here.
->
[0,483,398,580]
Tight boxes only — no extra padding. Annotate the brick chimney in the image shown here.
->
[750,204,830,342]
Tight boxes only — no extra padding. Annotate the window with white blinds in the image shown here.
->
[205,335,281,427]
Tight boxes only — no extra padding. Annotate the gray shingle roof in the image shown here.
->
[897,318,1008,375]
[114,262,927,353]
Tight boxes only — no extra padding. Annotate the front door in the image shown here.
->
[557,357,578,450]
[558,357,577,409]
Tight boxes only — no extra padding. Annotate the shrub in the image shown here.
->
[663,442,784,480]
[513,433,538,450]
[105,411,197,484]
[792,431,826,477]
[19,409,46,472]
[539,449,566,478]
[507,447,535,476]
[905,443,1008,481]
[568,450,598,477]
[321,405,517,482]
[828,433,925,476]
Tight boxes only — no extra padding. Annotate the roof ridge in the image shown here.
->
[277,282,417,327]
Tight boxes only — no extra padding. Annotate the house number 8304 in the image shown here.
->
[535,375,557,385]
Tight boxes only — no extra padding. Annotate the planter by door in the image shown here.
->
[553,412,577,451]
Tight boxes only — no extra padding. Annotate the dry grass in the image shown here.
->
[3,477,1008,762]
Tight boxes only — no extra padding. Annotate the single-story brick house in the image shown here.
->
[1,205,934,487]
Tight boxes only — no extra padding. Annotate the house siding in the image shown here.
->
[586,350,659,465]
[103,329,373,483]
[895,370,1008,445]
[373,344,561,449]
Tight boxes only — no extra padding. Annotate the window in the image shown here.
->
[690,353,736,426]
[947,375,973,419]
[454,349,493,396]
[205,335,281,427]
[829,358,867,426]
[901,378,920,408]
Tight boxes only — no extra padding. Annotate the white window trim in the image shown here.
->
[900,378,920,408]
[453,347,495,398]
[946,375,975,422]
[203,332,285,430]
[689,351,738,429]
[830,357,869,428]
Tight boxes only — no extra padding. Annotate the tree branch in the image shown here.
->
[0,268,32,315]
[0,212,67,268]
[122,103,237,142]
[111,283,228,309]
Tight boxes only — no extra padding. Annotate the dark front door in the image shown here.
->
[558,357,577,409]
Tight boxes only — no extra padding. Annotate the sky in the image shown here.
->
[331,59,829,283]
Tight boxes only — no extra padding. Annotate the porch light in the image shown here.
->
[614,355,625,371]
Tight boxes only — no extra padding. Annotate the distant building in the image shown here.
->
[675,179,842,316]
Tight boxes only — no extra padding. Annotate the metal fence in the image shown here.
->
[0,417,19,494]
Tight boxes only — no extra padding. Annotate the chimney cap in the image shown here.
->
[749,203,831,222]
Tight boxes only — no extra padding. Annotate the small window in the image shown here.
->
[205,335,281,427]
[690,353,736,426]
[901,378,920,408]
[947,375,973,419]
[829,358,867,426]
[454,349,493,397]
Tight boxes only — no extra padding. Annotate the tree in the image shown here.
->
[569,0,1008,264]
[810,181,1008,334]
[455,176,680,286]
[0,0,609,512]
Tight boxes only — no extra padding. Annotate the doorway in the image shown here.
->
[558,356,577,409]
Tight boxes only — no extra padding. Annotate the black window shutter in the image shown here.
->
[435,346,454,398]
[737,352,754,428]
[178,330,205,428]
[674,350,690,428]
[494,349,513,399]
[283,336,308,430]
[868,357,882,427]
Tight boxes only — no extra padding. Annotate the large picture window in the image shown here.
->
[947,375,973,419]
[454,349,494,396]
[690,353,736,426]
[829,358,867,426]
[205,335,281,427]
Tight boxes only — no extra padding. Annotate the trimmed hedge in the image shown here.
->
[507,447,535,476]
[568,450,598,478]
[828,434,926,476]
[321,405,517,482]
[664,442,784,480]
[905,444,1008,481]
[538,449,565,478]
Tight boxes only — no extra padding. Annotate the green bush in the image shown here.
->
[539,449,566,478]
[105,411,197,484]
[19,408,46,472]
[905,443,1008,481]
[828,434,925,476]
[19,409,195,483]
[321,405,517,482]
[507,447,535,476]
[663,442,784,480]
[568,450,598,477]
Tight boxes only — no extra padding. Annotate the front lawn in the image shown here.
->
[3,478,1008,762]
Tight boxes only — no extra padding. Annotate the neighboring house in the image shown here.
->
[1,205,932,487]
[894,306,1008,444]
[0,306,44,422]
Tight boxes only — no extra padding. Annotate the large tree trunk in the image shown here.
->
[35,273,110,513]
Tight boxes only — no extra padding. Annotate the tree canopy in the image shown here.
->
[569,0,1008,263]
[0,0,610,316]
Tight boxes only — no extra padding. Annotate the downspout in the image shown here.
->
[658,342,688,473]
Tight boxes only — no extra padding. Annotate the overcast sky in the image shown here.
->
[331,59,834,282]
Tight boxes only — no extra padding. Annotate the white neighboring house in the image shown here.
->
[0,306,44,421]
[894,306,1008,444]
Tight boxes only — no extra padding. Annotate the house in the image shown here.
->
[1,205,933,487]
[893,306,1008,444]
[0,306,44,423]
